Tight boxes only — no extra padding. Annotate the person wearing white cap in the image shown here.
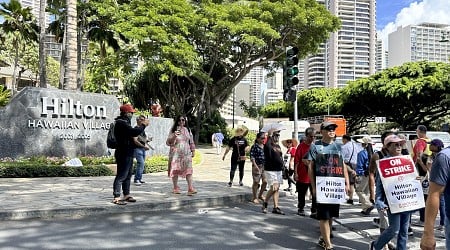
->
[370,135,413,250]
[355,136,374,215]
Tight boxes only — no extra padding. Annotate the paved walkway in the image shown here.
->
[0,146,254,220]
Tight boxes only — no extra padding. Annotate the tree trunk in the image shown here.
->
[59,24,67,89]
[38,0,47,88]
[11,38,19,93]
[64,0,78,90]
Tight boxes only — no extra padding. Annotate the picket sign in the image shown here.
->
[377,155,425,214]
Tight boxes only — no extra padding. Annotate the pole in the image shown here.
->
[293,98,298,140]
[232,87,235,128]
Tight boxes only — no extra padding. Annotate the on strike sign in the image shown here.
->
[377,155,425,214]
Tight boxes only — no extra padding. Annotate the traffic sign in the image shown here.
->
[375,117,386,123]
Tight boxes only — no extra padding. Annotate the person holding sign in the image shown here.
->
[308,121,350,250]
[370,135,424,250]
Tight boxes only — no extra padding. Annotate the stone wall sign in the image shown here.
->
[0,87,120,158]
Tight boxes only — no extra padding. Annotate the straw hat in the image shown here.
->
[281,138,298,148]
[235,127,248,137]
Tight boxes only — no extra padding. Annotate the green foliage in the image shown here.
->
[341,61,450,131]
[197,110,228,143]
[0,85,11,106]
[239,101,261,118]
[260,100,294,118]
[0,164,113,177]
[46,56,60,88]
[296,88,343,117]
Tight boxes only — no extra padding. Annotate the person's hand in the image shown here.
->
[420,235,436,250]
[174,130,181,136]
[293,173,298,181]
[222,155,225,161]
[144,146,150,150]
[142,119,150,126]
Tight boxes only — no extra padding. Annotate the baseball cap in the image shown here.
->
[320,121,338,130]
[120,104,136,113]
[429,139,444,149]
[383,135,406,146]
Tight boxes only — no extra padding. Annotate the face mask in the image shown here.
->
[126,113,133,119]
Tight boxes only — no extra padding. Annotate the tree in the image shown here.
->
[64,0,78,90]
[296,87,342,117]
[107,0,340,142]
[0,0,39,92]
[38,0,47,88]
[0,85,11,107]
[239,100,261,119]
[340,61,450,131]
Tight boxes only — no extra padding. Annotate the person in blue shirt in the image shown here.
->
[212,130,225,155]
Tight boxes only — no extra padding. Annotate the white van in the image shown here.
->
[398,131,450,151]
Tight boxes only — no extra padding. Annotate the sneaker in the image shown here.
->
[297,210,306,216]
[283,188,292,192]
[317,238,326,248]
[139,180,146,184]
[346,199,354,205]
[262,202,268,214]
[369,241,374,250]
[272,207,285,215]
[134,181,141,186]
[310,212,318,219]
[412,220,424,227]
[387,242,396,250]
[227,182,232,187]
[408,227,413,236]
[239,182,243,186]
[361,206,374,216]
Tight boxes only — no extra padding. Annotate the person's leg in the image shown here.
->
[310,184,317,214]
[297,182,308,213]
[134,148,145,183]
[396,212,410,250]
[238,161,245,185]
[229,162,238,185]
[258,172,267,200]
[186,174,196,195]
[419,194,428,222]
[113,152,128,200]
[319,219,332,248]
[374,211,400,250]
[122,155,134,198]
[356,176,372,211]
[172,175,180,193]
[439,195,446,226]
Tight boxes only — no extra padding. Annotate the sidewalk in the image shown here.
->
[0,146,255,221]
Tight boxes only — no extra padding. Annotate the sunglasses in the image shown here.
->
[390,143,402,147]
[179,119,185,122]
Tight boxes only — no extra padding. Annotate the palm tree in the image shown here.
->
[0,0,39,93]
[39,0,47,88]
[65,0,78,90]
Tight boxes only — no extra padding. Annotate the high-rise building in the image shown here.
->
[388,23,450,67]
[19,0,51,27]
[302,0,376,89]
[375,38,387,72]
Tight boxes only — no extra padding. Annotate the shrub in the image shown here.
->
[0,164,113,178]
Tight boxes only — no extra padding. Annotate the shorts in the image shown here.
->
[252,165,266,183]
[316,203,340,220]
[265,170,283,187]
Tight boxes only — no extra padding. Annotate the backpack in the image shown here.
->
[106,121,118,149]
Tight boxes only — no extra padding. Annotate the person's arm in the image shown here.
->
[343,162,350,194]
[133,136,149,150]
[368,152,380,203]
[415,140,428,173]
[222,139,233,161]
[420,182,445,250]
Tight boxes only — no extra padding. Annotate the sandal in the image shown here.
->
[123,196,136,202]
[112,199,126,205]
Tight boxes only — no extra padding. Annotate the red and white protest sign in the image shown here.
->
[377,155,425,214]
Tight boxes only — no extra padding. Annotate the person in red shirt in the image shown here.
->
[294,127,317,216]
[282,138,298,192]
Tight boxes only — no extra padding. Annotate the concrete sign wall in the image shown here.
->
[0,87,172,159]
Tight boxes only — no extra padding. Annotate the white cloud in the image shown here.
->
[378,0,450,49]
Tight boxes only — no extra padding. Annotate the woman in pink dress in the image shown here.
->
[166,116,197,195]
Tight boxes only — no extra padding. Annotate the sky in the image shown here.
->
[377,0,450,47]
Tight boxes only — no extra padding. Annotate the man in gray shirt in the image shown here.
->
[341,134,362,204]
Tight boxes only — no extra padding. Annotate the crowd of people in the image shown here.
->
[109,104,449,250]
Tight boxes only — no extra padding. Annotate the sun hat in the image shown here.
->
[357,136,373,144]
[383,135,406,146]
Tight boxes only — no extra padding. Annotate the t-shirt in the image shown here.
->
[264,141,283,171]
[429,147,450,217]
[294,142,311,183]
[307,141,344,179]
[228,136,248,162]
